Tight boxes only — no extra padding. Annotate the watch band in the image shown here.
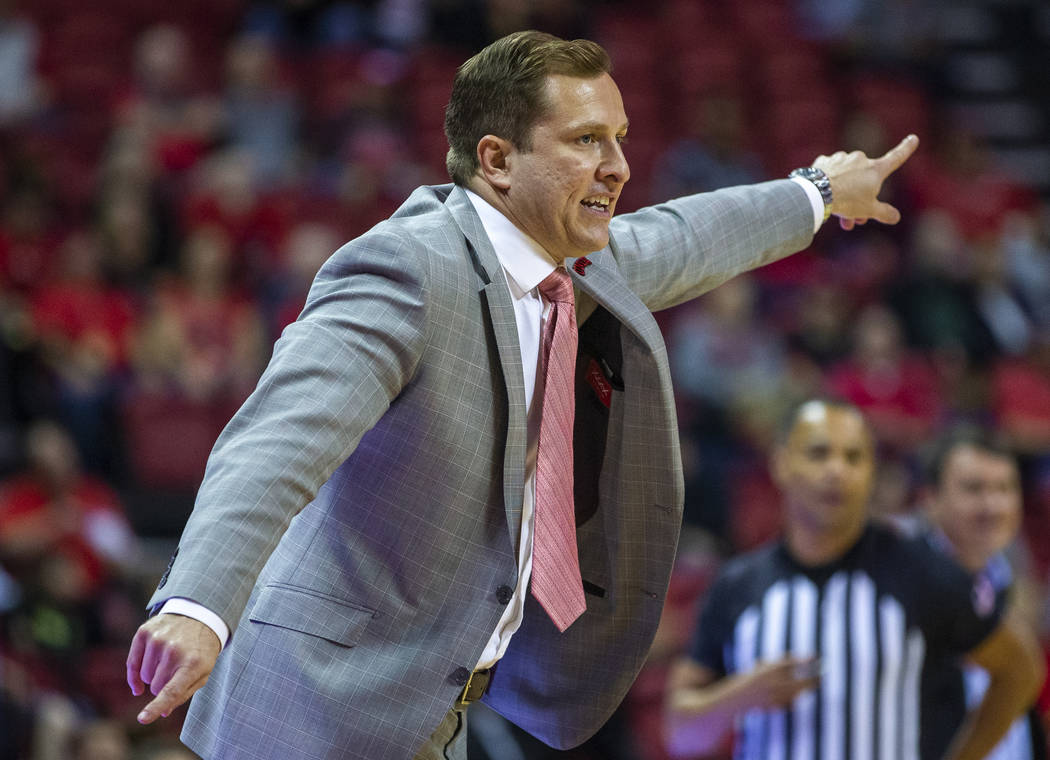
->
[789,167,833,221]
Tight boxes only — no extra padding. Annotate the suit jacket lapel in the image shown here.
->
[567,255,664,352]
[445,186,528,551]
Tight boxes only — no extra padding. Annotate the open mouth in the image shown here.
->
[818,490,847,507]
[581,196,612,216]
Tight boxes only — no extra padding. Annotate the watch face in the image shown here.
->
[795,168,821,180]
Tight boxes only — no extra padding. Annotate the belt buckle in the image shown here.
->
[455,667,491,708]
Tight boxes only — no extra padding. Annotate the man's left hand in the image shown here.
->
[813,134,919,231]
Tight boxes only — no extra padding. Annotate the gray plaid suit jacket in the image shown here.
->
[148,181,814,759]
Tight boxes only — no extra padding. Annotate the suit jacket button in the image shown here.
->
[157,549,179,589]
[451,667,470,687]
[495,585,513,605]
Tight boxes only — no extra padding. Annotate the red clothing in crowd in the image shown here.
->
[991,357,1050,450]
[826,354,942,449]
[0,474,129,596]
[31,282,137,365]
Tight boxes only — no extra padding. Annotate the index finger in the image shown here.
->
[137,666,204,724]
[876,134,919,179]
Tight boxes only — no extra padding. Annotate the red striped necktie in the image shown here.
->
[531,267,586,632]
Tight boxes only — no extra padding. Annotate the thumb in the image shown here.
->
[868,201,902,225]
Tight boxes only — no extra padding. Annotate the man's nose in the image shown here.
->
[600,140,630,185]
[823,457,848,480]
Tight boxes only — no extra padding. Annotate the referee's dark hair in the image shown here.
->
[921,424,1016,488]
[774,396,873,446]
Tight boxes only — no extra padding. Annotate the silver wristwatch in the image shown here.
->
[789,167,833,221]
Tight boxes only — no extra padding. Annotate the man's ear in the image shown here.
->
[477,135,513,190]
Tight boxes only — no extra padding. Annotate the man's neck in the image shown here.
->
[785,516,867,567]
[465,176,517,231]
[929,526,987,573]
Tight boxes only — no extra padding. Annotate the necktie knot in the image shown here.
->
[538,268,574,305]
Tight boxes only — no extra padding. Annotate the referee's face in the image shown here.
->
[774,404,876,536]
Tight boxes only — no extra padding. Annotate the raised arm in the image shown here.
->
[611,134,920,312]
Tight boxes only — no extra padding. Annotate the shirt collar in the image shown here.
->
[465,188,558,298]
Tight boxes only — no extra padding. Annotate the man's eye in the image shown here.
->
[579,134,594,144]
[616,135,628,145]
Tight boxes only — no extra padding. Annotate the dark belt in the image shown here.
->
[455,665,495,708]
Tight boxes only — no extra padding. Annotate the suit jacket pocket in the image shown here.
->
[248,583,376,647]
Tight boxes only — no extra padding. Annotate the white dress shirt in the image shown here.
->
[159,181,823,658]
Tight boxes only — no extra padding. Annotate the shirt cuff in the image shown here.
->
[790,176,826,234]
[158,597,230,649]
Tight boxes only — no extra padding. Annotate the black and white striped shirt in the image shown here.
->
[691,524,1002,760]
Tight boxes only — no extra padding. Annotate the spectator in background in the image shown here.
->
[181,150,289,289]
[97,184,166,294]
[0,420,139,702]
[95,137,180,287]
[130,223,266,406]
[670,274,787,417]
[0,186,61,294]
[0,0,42,126]
[827,302,941,452]
[120,224,267,510]
[906,125,1037,242]
[920,426,1047,760]
[890,209,997,364]
[991,334,1050,463]
[1001,207,1050,330]
[665,399,1044,760]
[31,229,135,477]
[970,232,1036,359]
[115,24,223,177]
[793,0,938,64]
[222,34,299,188]
[0,293,48,476]
[266,220,340,338]
[427,0,589,54]
[786,283,853,368]
[73,718,132,760]
[669,275,792,545]
[650,92,763,203]
[0,421,137,597]
[241,0,375,49]
[867,450,916,525]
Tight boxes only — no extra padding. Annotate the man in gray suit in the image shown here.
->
[126,30,919,759]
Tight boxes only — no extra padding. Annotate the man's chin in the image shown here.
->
[573,232,610,256]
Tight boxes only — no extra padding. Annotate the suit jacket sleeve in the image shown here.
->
[147,228,431,631]
[607,179,815,310]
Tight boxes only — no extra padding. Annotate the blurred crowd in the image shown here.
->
[0,0,1047,757]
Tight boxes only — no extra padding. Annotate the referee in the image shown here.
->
[665,399,1045,760]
